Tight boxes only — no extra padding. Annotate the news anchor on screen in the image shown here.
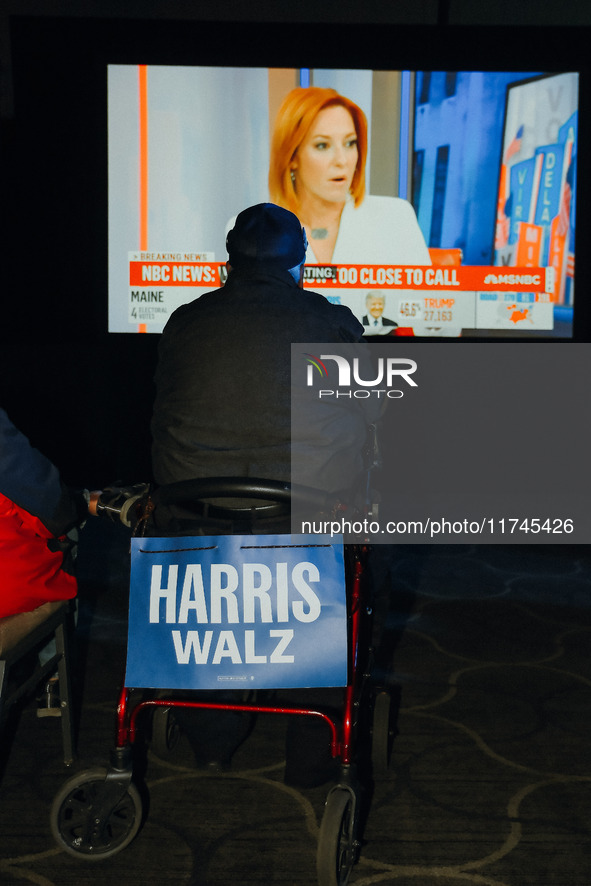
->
[268,86,431,267]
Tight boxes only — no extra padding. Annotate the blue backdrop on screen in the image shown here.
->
[413,71,540,263]
[125,534,348,690]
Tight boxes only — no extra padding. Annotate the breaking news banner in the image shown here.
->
[127,255,555,333]
[290,343,591,544]
[125,534,347,690]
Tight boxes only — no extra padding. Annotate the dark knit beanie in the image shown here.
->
[226,203,307,270]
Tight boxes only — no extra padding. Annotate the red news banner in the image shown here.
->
[129,260,555,298]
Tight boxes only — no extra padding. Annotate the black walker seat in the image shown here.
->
[50,478,394,886]
[0,599,75,766]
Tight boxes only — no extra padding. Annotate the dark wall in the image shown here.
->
[1,18,163,487]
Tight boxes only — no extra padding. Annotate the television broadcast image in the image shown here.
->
[108,66,578,339]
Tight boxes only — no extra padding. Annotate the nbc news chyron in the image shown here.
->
[305,353,418,399]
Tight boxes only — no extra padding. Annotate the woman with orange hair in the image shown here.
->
[269,86,430,267]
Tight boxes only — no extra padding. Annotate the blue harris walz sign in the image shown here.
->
[125,534,348,690]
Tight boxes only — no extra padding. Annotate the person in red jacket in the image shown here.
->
[0,408,87,619]
[0,408,90,715]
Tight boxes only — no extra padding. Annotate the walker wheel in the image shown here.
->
[371,690,396,777]
[316,787,359,886]
[50,767,143,859]
[151,706,182,757]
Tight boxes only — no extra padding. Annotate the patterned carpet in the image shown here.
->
[1,524,590,885]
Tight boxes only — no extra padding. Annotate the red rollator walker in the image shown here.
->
[50,478,395,886]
